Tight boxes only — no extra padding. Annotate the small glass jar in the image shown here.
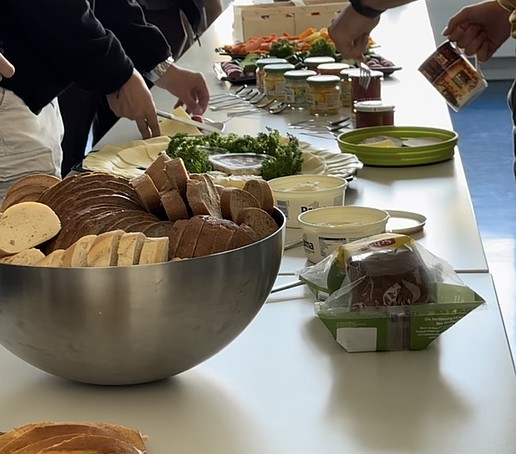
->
[349,68,384,105]
[263,63,295,101]
[307,75,341,115]
[339,68,355,108]
[255,57,288,92]
[354,100,395,128]
[284,69,317,108]
[303,56,335,72]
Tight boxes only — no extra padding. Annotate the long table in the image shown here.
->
[97,2,487,274]
[4,2,510,453]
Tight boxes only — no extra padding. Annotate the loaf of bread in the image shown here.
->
[0,421,147,454]
[0,202,61,257]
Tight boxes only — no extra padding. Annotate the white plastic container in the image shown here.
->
[268,175,347,228]
[298,206,390,263]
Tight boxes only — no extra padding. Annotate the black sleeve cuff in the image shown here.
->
[350,0,385,18]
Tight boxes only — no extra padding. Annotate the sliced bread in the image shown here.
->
[164,157,190,197]
[145,152,171,191]
[1,174,61,211]
[186,178,222,218]
[138,236,170,264]
[0,248,45,266]
[236,207,279,240]
[243,179,275,214]
[86,230,125,267]
[0,202,61,257]
[130,173,161,214]
[35,249,66,267]
[61,234,98,267]
[161,188,190,222]
[220,187,260,222]
[117,232,146,266]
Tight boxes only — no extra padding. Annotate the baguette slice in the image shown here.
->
[61,234,98,267]
[243,179,275,214]
[86,230,125,267]
[0,248,45,265]
[0,422,147,452]
[138,236,170,265]
[117,232,146,266]
[0,201,61,257]
[220,187,260,222]
[236,207,279,240]
[35,249,66,267]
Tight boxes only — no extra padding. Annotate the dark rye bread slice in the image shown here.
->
[243,179,275,214]
[174,216,205,259]
[236,207,279,240]
[145,152,171,192]
[160,188,190,222]
[227,224,258,251]
[169,219,189,259]
[108,210,160,231]
[193,216,241,258]
[39,173,137,209]
[164,158,190,198]
[220,187,260,222]
[130,173,161,214]
[186,178,222,218]
[1,174,61,211]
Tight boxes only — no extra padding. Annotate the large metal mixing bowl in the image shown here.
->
[0,210,285,385]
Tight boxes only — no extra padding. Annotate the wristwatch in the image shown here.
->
[350,0,385,18]
[144,56,175,83]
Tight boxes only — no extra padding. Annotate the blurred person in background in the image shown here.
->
[0,0,209,201]
[328,0,516,176]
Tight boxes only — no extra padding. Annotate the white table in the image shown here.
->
[0,274,514,453]
[96,2,487,274]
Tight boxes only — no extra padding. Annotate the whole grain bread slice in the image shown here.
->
[243,179,275,214]
[160,188,190,222]
[186,178,222,218]
[220,187,260,222]
[130,173,161,214]
[164,157,190,197]
[236,207,279,240]
[174,216,206,259]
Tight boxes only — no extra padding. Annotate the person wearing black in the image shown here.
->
[0,0,209,183]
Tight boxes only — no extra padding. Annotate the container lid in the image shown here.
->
[256,57,288,67]
[386,210,426,234]
[304,56,336,66]
[317,62,351,73]
[355,100,395,112]
[263,63,296,73]
[306,74,341,85]
[284,69,317,79]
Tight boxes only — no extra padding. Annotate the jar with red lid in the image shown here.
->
[348,68,383,105]
[354,100,395,128]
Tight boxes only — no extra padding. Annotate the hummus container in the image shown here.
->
[298,206,390,263]
[268,175,347,228]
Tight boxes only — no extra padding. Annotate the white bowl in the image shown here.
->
[268,175,347,228]
[298,206,390,263]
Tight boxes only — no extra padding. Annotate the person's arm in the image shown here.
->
[0,54,14,80]
[5,0,134,95]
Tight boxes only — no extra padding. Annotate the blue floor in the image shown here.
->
[450,80,516,361]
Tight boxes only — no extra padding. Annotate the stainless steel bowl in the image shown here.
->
[0,210,285,385]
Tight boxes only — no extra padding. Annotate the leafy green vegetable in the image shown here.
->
[165,128,303,180]
[308,39,338,59]
[269,39,297,58]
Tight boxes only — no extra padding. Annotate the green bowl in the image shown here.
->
[336,126,458,166]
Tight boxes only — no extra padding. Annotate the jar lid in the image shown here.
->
[284,69,317,79]
[263,63,296,73]
[304,56,336,66]
[341,67,383,79]
[256,57,288,67]
[306,75,341,85]
[317,62,351,73]
[355,100,395,112]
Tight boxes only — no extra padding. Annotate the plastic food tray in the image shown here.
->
[336,126,458,166]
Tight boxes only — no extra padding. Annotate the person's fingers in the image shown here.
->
[477,40,492,63]
[135,116,151,139]
[0,55,15,79]
[146,113,161,137]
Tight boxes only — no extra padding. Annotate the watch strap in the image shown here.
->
[144,56,175,83]
[350,0,385,18]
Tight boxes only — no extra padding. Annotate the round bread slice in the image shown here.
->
[0,248,46,266]
[236,207,279,240]
[243,179,274,214]
[161,188,190,222]
[174,216,206,259]
[130,173,161,213]
[1,174,61,211]
[0,202,61,256]
[220,187,260,222]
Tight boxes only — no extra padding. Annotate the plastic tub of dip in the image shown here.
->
[298,206,390,263]
[268,175,347,228]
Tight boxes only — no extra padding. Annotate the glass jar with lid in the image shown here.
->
[284,69,317,108]
[303,56,335,72]
[307,74,341,115]
[317,62,351,77]
[348,68,384,105]
[263,63,295,101]
[255,57,288,92]
[354,100,395,128]
[339,68,355,108]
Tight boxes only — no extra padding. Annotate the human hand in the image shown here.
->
[154,65,210,116]
[328,3,380,60]
[107,69,161,139]
[0,54,15,81]
[443,1,511,62]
